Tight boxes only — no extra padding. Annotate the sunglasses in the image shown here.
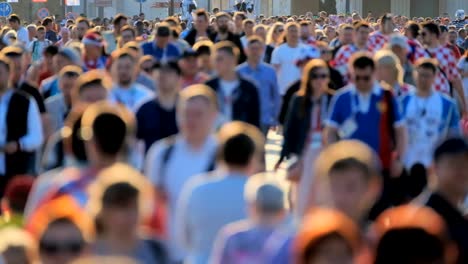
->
[354,75,372,82]
[311,73,329,80]
[40,240,84,255]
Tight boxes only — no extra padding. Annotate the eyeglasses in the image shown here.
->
[40,240,84,255]
[354,75,372,82]
[310,73,329,80]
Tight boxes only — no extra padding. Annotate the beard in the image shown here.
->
[218,25,229,34]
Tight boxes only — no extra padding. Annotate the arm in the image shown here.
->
[324,126,339,145]
[452,78,467,113]
[323,93,343,145]
[19,99,44,151]
[271,70,281,125]
[394,125,407,160]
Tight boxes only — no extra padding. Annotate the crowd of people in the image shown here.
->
[0,6,466,264]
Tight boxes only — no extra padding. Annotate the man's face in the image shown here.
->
[415,67,436,90]
[341,29,354,45]
[120,30,134,45]
[435,154,468,198]
[53,55,73,73]
[448,32,457,44]
[325,27,336,39]
[37,29,45,40]
[300,25,310,40]
[214,50,235,75]
[118,19,128,31]
[113,56,135,86]
[329,168,372,222]
[356,27,370,44]
[179,56,198,76]
[244,23,254,36]
[421,28,434,45]
[79,85,108,103]
[9,20,19,30]
[157,69,180,93]
[28,27,37,39]
[246,41,264,62]
[77,22,89,40]
[59,75,78,101]
[382,18,395,33]
[254,27,266,41]
[178,98,215,140]
[352,67,375,92]
[217,16,230,33]
[234,15,243,27]
[156,35,169,48]
[460,30,467,39]
[286,25,299,43]
[195,15,208,31]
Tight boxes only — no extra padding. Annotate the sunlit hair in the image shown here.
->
[374,49,404,85]
[294,208,361,264]
[86,163,155,230]
[266,22,284,46]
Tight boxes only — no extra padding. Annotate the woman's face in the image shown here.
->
[40,222,85,264]
[306,236,353,264]
[309,67,330,95]
[376,64,394,83]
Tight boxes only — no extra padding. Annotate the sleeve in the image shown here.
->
[325,93,344,128]
[391,96,404,127]
[174,181,196,250]
[271,46,281,65]
[143,141,164,185]
[19,99,44,151]
[27,84,47,113]
[457,57,465,70]
[209,228,232,264]
[280,96,298,158]
[250,83,261,128]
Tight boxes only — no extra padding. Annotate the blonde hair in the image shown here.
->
[374,49,404,85]
[266,22,284,46]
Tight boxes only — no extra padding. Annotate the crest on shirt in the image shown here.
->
[377,100,387,113]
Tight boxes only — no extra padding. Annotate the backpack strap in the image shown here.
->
[157,136,177,190]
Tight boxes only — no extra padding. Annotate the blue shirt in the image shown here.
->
[237,62,281,126]
[326,83,403,154]
[141,41,181,61]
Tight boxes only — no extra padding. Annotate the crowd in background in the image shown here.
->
[0,6,466,264]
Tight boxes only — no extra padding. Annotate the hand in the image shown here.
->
[4,141,18,154]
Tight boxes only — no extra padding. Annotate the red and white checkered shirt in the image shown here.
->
[367,31,389,52]
[423,45,461,94]
[333,44,373,82]
[302,36,318,47]
[407,39,426,64]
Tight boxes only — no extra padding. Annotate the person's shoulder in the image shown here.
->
[260,62,276,72]
[219,219,254,238]
[45,93,64,107]
[333,84,353,97]
[135,97,156,116]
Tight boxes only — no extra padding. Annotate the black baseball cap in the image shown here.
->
[433,137,468,162]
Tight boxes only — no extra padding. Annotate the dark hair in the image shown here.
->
[8,14,20,24]
[37,26,46,31]
[220,133,256,166]
[234,12,247,20]
[42,17,53,27]
[92,113,127,156]
[351,53,375,71]
[113,13,127,26]
[405,21,421,38]
[247,35,264,45]
[415,58,438,74]
[102,182,139,208]
[76,17,91,28]
[329,157,372,182]
[214,41,240,60]
[422,22,440,37]
[0,55,12,72]
[380,13,393,24]
[374,229,445,264]
[43,217,84,240]
[195,9,209,20]
[433,137,468,163]
[43,45,59,56]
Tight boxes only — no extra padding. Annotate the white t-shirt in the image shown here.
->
[16,26,29,46]
[109,83,155,112]
[219,79,239,121]
[144,135,218,261]
[271,43,319,95]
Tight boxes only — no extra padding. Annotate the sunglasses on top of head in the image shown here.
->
[40,240,84,255]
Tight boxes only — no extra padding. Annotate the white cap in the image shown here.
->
[388,34,409,50]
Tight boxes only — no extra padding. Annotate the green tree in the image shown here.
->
[319,0,337,15]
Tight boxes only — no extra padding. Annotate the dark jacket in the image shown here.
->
[264,45,275,64]
[209,32,246,63]
[205,76,260,128]
[280,91,334,159]
[184,28,213,46]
